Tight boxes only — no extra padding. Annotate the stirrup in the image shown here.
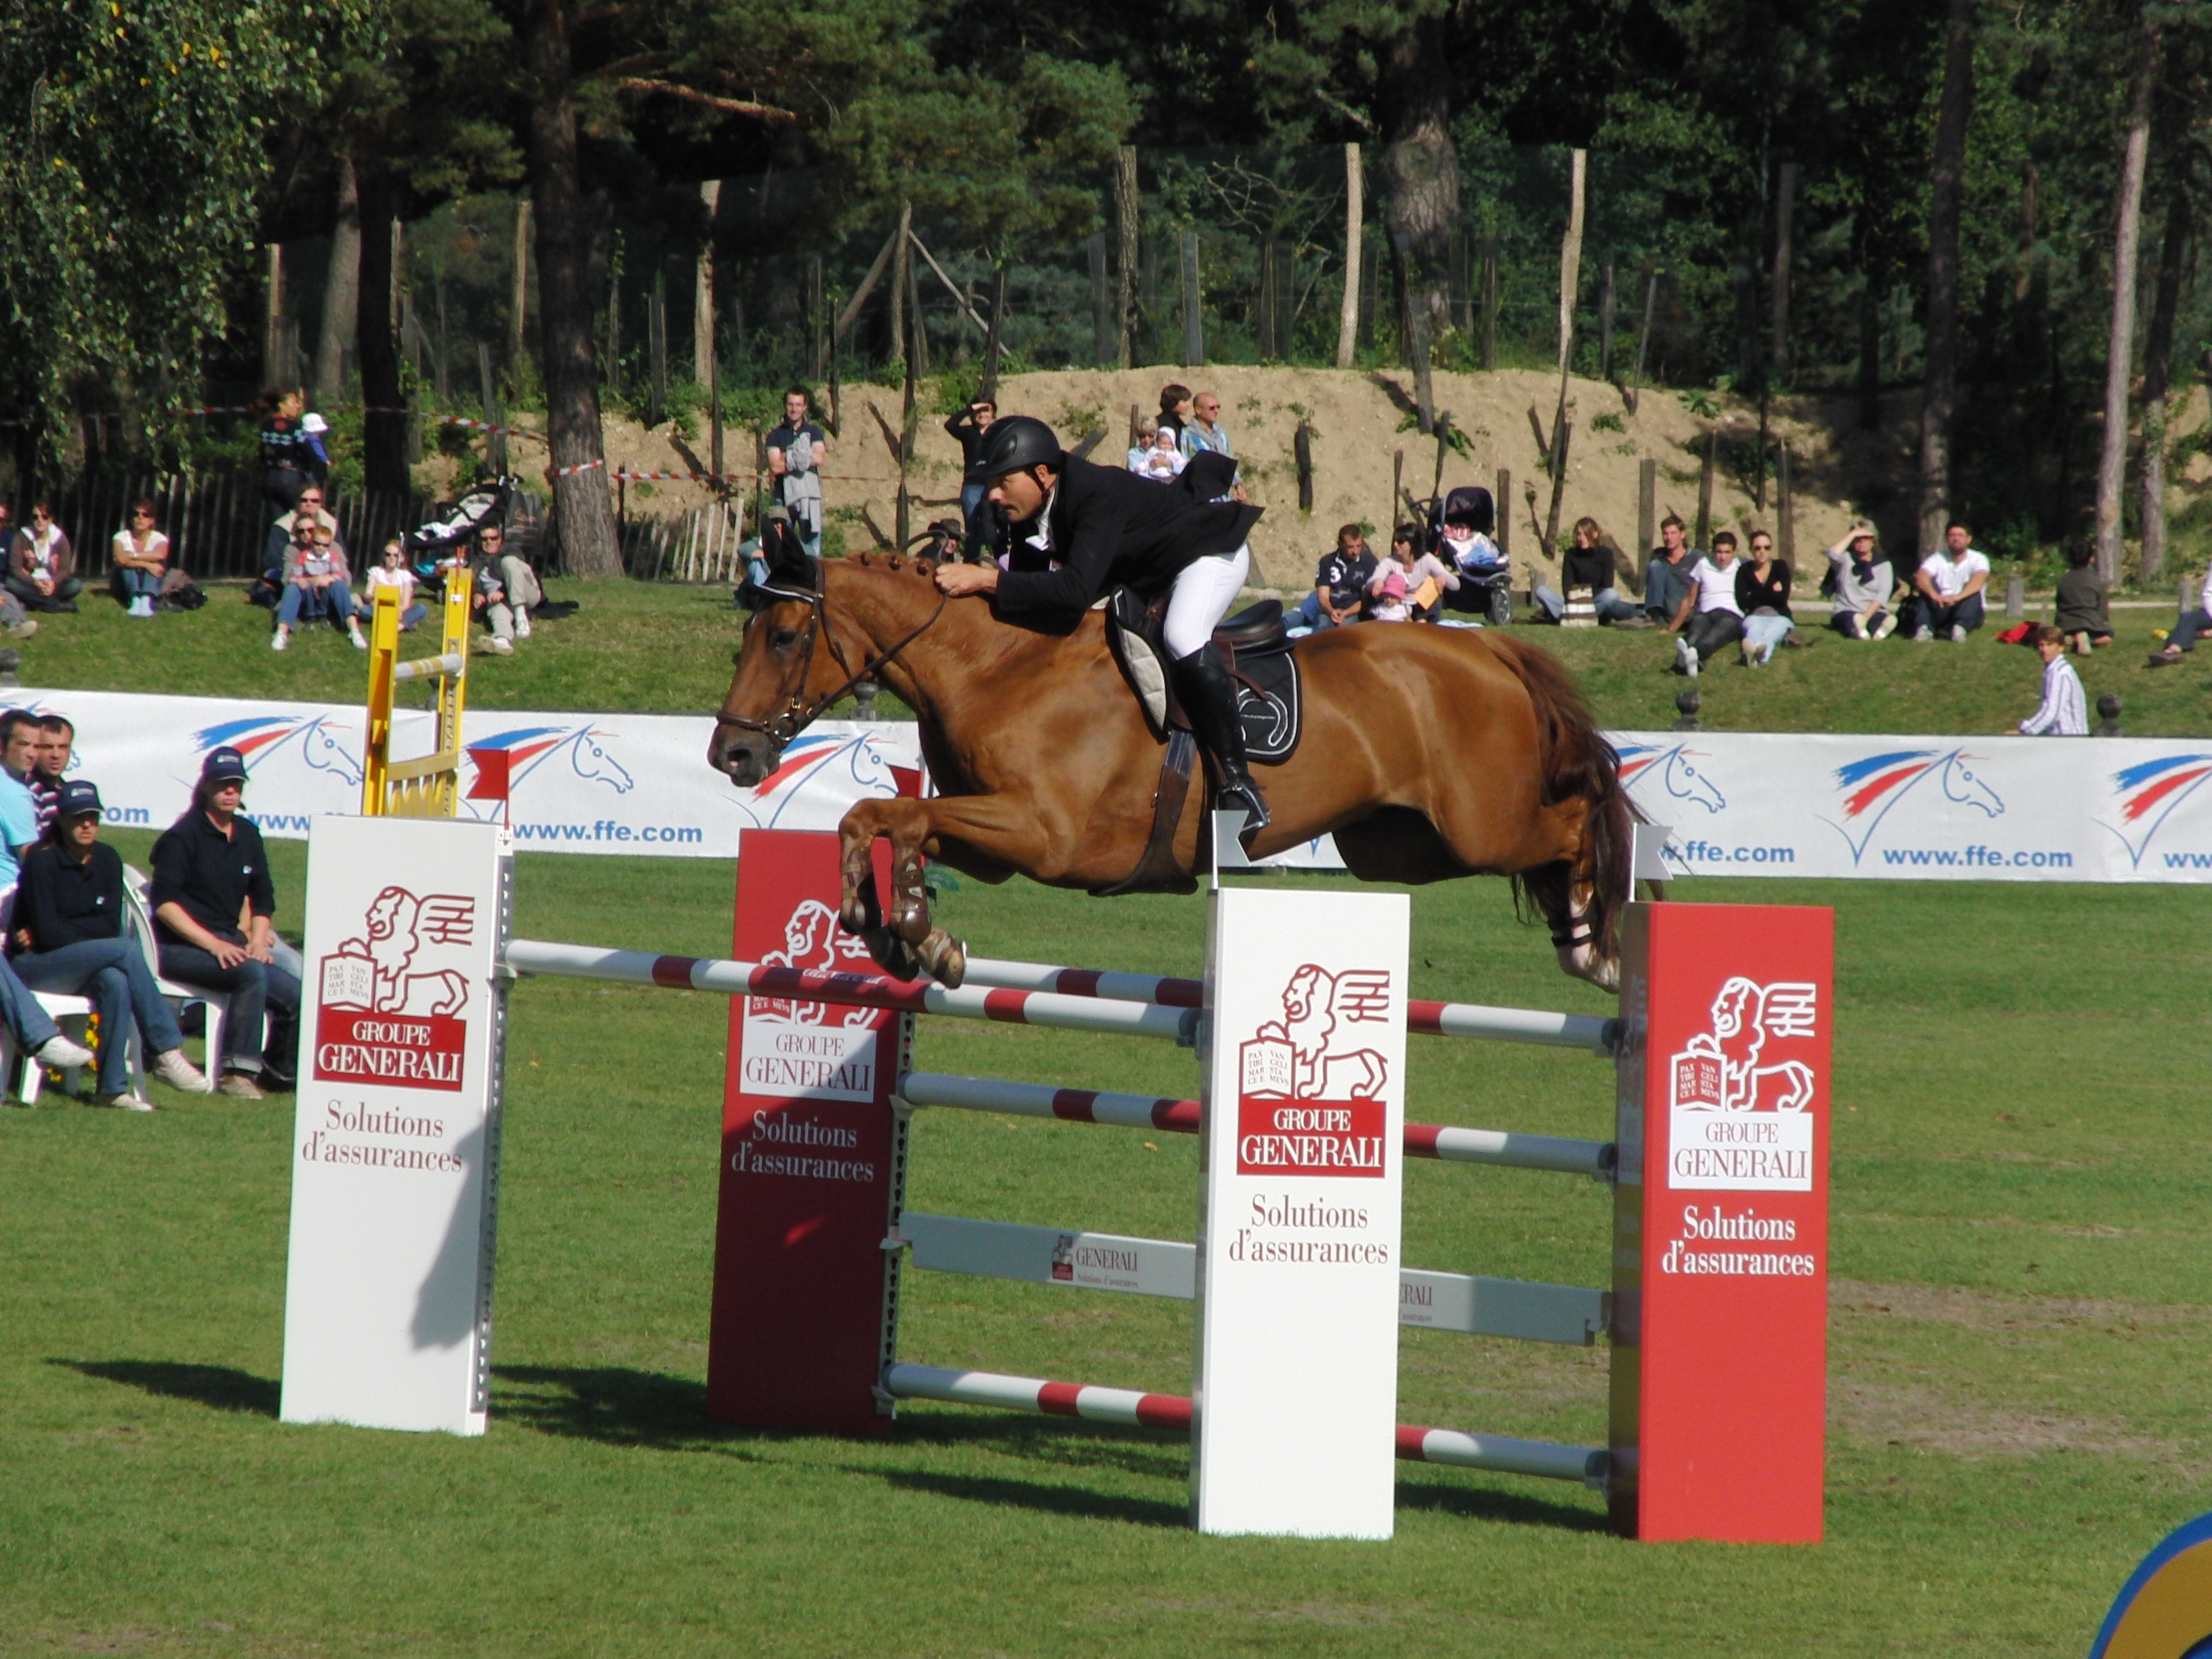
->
[1216,777,1271,836]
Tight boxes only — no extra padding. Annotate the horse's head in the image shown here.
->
[712,594,836,787]
[1942,752,2004,818]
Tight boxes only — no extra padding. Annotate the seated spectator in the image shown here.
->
[30,714,72,837]
[1368,563,1412,621]
[262,482,345,583]
[1906,520,1990,641]
[357,539,429,632]
[1669,530,1746,677]
[1135,426,1187,482]
[1126,415,1161,473]
[1383,523,1459,621]
[272,520,365,651]
[11,781,211,1107]
[2147,560,2212,668]
[0,711,47,880]
[2053,537,2113,653]
[1643,514,1702,625]
[1536,516,1647,626]
[449,521,541,655]
[2016,624,2087,735]
[110,499,171,618]
[150,747,299,1098]
[1825,522,1896,638]
[1735,529,1795,666]
[8,501,81,613]
[1292,525,1378,631]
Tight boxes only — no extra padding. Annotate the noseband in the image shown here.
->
[722,562,945,758]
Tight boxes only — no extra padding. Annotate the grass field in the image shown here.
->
[3,840,2207,1656]
[17,574,2212,737]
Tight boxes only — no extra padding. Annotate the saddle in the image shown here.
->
[1095,590,1303,897]
[1103,590,1303,764]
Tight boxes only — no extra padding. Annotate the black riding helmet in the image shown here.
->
[964,415,1063,484]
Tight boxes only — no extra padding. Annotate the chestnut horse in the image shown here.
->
[710,551,1638,991]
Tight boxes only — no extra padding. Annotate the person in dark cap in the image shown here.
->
[148,747,298,1098]
[928,415,1273,836]
[12,781,210,1107]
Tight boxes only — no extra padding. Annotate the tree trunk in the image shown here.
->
[2138,178,2189,583]
[314,157,363,401]
[2095,0,2159,583]
[695,180,720,386]
[355,162,409,494]
[264,245,286,388]
[1115,146,1139,369]
[1553,150,1586,458]
[1915,0,1974,561]
[522,0,618,576]
[1376,14,1458,336]
[508,197,533,386]
[1336,143,1362,369]
[1858,270,1882,430]
[1770,161,1797,381]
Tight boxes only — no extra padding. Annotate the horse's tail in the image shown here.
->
[1480,632,1641,964]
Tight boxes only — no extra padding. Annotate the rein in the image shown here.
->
[725,568,946,752]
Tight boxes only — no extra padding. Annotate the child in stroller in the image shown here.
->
[1429,485,1513,625]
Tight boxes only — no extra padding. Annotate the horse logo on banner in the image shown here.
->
[1616,743,1727,815]
[195,714,364,788]
[1234,963,1393,1179]
[312,886,478,1092]
[1666,976,1818,1192]
[2097,753,2212,870]
[1818,748,2003,864]
[463,725,634,807]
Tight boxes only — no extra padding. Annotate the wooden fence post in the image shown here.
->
[1638,457,1657,563]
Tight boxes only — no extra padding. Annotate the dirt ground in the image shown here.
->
[470,369,2212,597]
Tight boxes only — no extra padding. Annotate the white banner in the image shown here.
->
[13,685,2210,880]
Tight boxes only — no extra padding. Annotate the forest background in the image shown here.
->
[2,0,2209,590]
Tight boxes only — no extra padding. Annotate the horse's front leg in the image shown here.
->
[836,798,964,985]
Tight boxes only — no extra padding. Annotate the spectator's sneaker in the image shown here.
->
[1673,636,1692,674]
[1873,614,1899,640]
[271,628,289,652]
[1616,615,1654,630]
[34,1034,95,1070]
[348,624,369,649]
[1949,623,1967,642]
[1912,626,1933,641]
[514,609,532,638]
[1679,638,1700,678]
[1849,614,1868,639]
[483,636,514,655]
[95,1092,155,1111]
[152,1048,212,1094]
[6,619,35,639]
[216,1073,264,1100]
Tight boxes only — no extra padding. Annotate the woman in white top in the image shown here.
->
[2018,625,2088,735]
[110,499,169,618]
[356,539,429,631]
[1668,530,1744,677]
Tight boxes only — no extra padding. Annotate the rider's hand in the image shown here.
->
[935,562,998,598]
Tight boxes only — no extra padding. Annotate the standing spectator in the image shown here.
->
[2053,537,2113,653]
[2146,561,2212,668]
[30,714,72,837]
[1125,415,1162,473]
[8,501,81,613]
[765,387,827,560]
[1536,516,1647,626]
[12,782,211,1107]
[1824,522,1896,639]
[1154,384,1193,450]
[257,386,327,516]
[357,539,429,632]
[1382,523,1459,621]
[150,747,300,1098]
[0,711,43,881]
[1908,520,1990,641]
[943,398,997,560]
[110,499,170,617]
[2015,625,2088,735]
[1292,525,1378,630]
[1643,515,1702,626]
[1181,390,1244,502]
[1735,529,1795,666]
[1669,530,1746,677]
[1135,426,1187,482]
[271,520,366,652]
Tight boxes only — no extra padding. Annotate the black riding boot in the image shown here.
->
[1171,642,1271,836]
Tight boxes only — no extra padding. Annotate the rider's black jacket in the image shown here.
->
[991,453,1261,623]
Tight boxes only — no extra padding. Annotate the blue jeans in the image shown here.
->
[1535,584,1641,623]
[1292,592,1350,630]
[15,939,186,1095]
[276,578,355,628]
[114,567,163,601]
[1742,611,1793,656]
[2169,608,2211,651]
[0,958,61,1057]
[155,943,300,1078]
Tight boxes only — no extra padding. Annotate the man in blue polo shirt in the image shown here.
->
[0,710,46,884]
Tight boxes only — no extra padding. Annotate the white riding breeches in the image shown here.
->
[1162,544,1251,658]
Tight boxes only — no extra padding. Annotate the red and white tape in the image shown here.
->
[552,456,606,477]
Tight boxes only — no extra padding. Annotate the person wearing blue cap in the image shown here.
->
[148,747,298,1098]
[12,781,210,1107]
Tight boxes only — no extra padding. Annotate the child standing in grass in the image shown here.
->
[2016,624,2088,736]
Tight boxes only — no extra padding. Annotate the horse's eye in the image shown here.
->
[769,628,799,651]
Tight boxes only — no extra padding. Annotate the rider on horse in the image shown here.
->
[930,415,1273,834]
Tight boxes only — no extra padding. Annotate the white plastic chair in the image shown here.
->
[123,866,257,1077]
[0,884,139,1103]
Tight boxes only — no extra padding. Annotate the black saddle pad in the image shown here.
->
[1104,589,1302,766]
[1230,649,1300,765]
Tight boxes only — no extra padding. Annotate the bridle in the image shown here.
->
[722,558,945,757]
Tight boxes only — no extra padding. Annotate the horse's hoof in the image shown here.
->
[861,926,924,982]
[917,930,966,989]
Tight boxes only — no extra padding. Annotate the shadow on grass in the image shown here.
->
[1394,1474,1615,1534]
[492,1364,721,1450]
[865,1467,1187,1528]
[56,1359,279,1416]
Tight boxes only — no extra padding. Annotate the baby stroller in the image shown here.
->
[406,475,520,590]
[1429,485,1514,626]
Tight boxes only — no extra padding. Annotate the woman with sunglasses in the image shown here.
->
[111,499,169,619]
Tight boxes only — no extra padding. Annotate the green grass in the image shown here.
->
[22,577,2212,735]
[3,845,2207,1656]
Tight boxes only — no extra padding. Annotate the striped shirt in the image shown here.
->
[2020,656,2088,736]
